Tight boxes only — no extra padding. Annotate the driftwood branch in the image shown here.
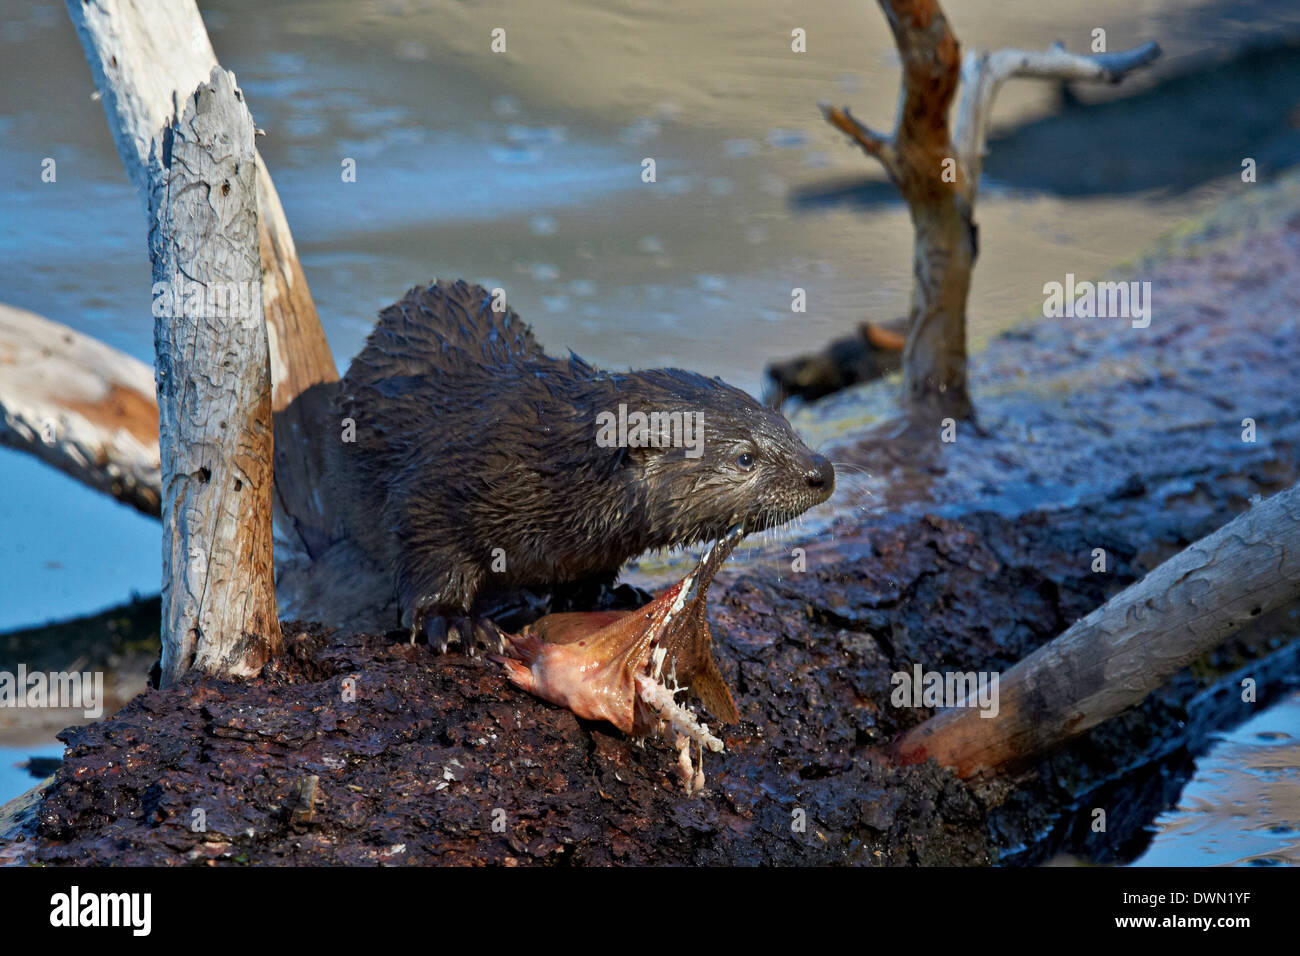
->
[822,0,1159,420]
[150,68,280,684]
[0,303,160,516]
[66,0,338,559]
[894,484,1300,778]
[952,40,1161,199]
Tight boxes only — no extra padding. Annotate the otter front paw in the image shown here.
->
[411,608,507,656]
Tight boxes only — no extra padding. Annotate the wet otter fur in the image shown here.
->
[328,279,834,643]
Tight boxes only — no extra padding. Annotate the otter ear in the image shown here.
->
[625,440,685,476]
[618,419,663,457]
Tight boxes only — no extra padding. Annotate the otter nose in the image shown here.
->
[805,455,835,492]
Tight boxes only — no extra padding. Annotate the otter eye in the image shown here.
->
[736,452,756,471]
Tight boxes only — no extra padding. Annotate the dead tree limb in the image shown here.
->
[951,40,1161,201]
[0,303,160,516]
[66,0,338,559]
[822,0,970,420]
[893,483,1300,778]
[823,0,1159,420]
[150,68,280,684]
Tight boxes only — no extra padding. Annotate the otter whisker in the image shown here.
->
[829,459,874,478]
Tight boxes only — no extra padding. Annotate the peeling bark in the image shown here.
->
[150,68,280,685]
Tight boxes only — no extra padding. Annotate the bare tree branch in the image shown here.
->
[820,102,897,175]
[994,39,1162,83]
[953,40,1162,199]
[821,0,972,419]
[0,303,160,516]
[819,1,1159,420]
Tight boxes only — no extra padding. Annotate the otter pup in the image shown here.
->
[327,279,834,646]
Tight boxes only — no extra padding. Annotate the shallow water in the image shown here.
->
[0,744,61,809]
[1135,691,1300,866]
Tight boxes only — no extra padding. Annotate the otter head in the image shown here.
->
[608,368,835,550]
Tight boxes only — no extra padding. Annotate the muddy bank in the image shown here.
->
[9,177,1300,866]
[19,489,1299,866]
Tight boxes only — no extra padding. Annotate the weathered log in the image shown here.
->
[0,303,160,516]
[893,483,1300,778]
[149,68,279,684]
[822,0,1159,420]
[65,0,338,559]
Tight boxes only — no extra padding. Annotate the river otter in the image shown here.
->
[327,279,834,646]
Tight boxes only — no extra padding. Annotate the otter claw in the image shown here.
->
[447,619,470,653]
[418,612,505,656]
[423,615,449,653]
[475,618,508,654]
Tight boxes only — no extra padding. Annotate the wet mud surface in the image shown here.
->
[9,186,1300,867]
[22,493,1300,866]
